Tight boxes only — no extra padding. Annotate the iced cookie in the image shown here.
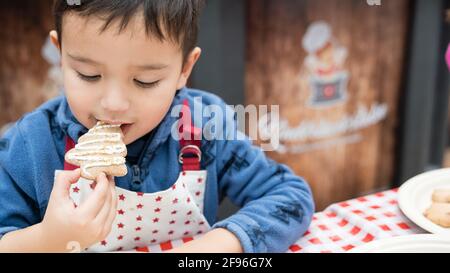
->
[424,202,450,228]
[65,121,128,180]
[431,188,450,203]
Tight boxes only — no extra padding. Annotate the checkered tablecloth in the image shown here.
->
[287,188,425,253]
[124,188,425,253]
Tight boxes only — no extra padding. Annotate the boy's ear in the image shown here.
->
[176,47,202,90]
[49,30,61,51]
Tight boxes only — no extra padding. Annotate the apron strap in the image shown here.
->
[64,137,79,171]
[178,99,202,171]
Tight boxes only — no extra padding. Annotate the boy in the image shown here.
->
[0,0,314,252]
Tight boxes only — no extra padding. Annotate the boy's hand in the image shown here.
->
[40,169,117,252]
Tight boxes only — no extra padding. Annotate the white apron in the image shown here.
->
[64,99,210,252]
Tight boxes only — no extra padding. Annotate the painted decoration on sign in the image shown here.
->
[302,21,348,107]
[259,103,388,154]
[258,20,389,154]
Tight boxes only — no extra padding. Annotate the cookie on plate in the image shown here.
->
[424,202,450,228]
[431,188,450,203]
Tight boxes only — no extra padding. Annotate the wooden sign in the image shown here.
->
[246,0,410,210]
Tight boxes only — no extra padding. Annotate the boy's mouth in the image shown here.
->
[94,118,133,136]
[119,123,133,136]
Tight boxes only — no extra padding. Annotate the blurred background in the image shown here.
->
[0,0,449,215]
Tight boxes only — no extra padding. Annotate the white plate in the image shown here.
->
[349,234,450,253]
[398,168,450,235]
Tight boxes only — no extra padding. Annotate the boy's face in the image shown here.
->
[51,13,200,145]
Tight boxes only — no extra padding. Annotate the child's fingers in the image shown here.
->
[91,181,113,227]
[107,176,117,214]
[106,175,115,184]
[78,172,109,219]
[100,180,118,237]
[109,179,117,213]
[53,169,81,199]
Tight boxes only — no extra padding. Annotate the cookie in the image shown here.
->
[65,121,128,180]
[423,202,450,228]
[431,188,450,203]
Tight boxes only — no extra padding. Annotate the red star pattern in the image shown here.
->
[70,171,208,251]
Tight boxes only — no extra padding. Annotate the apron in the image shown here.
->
[64,100,211,252]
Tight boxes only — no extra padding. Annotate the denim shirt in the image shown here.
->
[0,87,314,252]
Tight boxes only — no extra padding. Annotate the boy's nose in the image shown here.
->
[100,89,130,113]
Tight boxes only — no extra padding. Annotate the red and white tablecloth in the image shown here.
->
[126,188,425,253]
[287,188,425,253]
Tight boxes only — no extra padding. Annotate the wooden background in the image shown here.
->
[0,1,54,128]
[245,0,411,210]
[0,0,412,211]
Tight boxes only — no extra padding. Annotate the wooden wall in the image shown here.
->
[0,1,54,128]
[246,0,411,210]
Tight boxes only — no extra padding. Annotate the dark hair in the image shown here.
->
[53,0,205,61]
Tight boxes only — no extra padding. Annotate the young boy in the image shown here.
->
[0,0,314,253]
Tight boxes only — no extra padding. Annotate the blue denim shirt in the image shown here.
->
[0,87,314,252]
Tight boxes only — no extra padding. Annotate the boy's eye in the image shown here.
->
[77,72,101,82]
[134,79,160,89]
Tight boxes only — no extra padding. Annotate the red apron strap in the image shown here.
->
[178,99,202,171]
[64,137,79,171]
